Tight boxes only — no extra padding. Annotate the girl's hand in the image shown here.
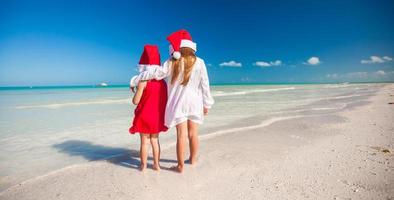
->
[203,107,209,115]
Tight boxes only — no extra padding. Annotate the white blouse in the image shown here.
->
[130,57,214,128]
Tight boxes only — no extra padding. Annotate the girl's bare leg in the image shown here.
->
[150,134,161,171]
[172,121,188,173]
[187,120,199,165]
[139,133,149,171]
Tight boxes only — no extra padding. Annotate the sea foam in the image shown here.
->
[16,98,131,109]
[213,87,295,97]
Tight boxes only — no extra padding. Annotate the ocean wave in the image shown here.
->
[301,93,366,103]
[16,87,296,109]
[323,84,354,88]
[199,115,302,140]
[273,104,347,114]
[328,94,364,99]
[159,115,303,151]
[16,98,131,109]
[213,87,295,97]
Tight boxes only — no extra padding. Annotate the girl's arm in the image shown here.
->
[130,61,171,87]
[132,81,147,105]
[200,59,215,110]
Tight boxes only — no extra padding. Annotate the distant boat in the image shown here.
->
[96,82,108,87]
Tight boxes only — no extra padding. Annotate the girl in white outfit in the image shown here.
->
[130,29,214,172]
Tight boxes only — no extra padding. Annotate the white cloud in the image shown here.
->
[206,63,212,67]
[347,71,368,78]
[241,77,251,82]
[326,73,338,78]
[254,60,282,67]
[361,56,384,64]
[325,70,394,82]
[255,61,270,67]
[219,60,242,67]
[375,70,386,76]
[361,56,392,64]
[304,57,321,65]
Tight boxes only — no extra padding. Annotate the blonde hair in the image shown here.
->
[170,47,196,86]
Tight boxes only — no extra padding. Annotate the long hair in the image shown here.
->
[170,47,197,86]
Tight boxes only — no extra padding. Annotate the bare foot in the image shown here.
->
[153,164,161,171]
[189,157,197,165]
[170,165,183,173]
[140,164,147,172]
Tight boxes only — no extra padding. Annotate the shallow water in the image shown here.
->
[0,83,383,191]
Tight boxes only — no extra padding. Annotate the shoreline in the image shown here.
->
[1,84,393,199]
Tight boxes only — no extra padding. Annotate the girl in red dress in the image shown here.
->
[129,45,168,171]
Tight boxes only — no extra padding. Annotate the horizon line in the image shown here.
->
[1,81,393,90]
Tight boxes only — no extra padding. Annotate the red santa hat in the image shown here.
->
[138,44,161,72]
[167,29,197,59]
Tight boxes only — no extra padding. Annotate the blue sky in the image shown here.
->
[0,0,393,86]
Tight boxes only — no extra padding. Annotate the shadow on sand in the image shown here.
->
[53,140,177,170]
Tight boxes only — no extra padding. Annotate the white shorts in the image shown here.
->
[168,115,203,128]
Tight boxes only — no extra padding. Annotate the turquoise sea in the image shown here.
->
[0,83,385,191]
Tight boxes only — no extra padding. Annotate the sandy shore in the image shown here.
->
[1,84,393,200]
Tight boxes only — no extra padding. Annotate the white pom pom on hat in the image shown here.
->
[167,29,197,60]
[172,51,181,59]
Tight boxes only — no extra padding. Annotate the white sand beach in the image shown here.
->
[0,84,393,200]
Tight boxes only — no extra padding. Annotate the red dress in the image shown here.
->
[129,80,168,134]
